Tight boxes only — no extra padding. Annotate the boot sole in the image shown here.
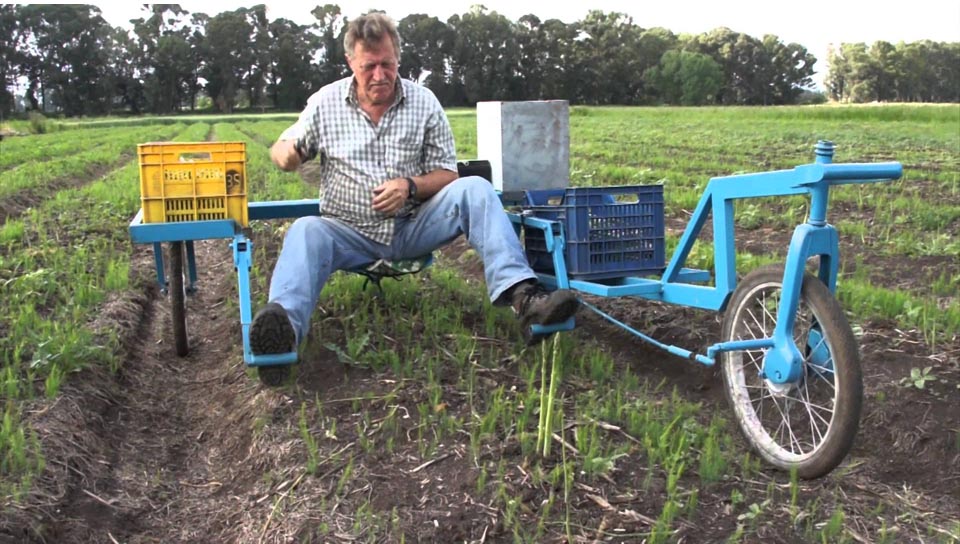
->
[250,303,296,355]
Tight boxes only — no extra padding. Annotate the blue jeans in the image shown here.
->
[268,176,537,343]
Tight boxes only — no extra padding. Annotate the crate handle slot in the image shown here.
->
[178,152,213,162]
[611,194,639,204]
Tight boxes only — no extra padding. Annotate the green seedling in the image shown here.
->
[900,366,935,389]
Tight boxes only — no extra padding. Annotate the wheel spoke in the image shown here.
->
[765,291,779,327]
[806,362,837,390]
[800,391,833,438]
[744,307,767,338]
[766,389,802,454]
[746,350,764,374]
[799,381,828,446]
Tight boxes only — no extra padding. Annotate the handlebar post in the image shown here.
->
[807,140,834,226]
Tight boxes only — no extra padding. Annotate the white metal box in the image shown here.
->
[476,100,570,193]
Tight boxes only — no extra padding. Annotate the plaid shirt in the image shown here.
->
[279,76,457,244]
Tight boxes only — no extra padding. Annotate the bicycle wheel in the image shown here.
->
[720,264,861,478]
[169,241,189,357]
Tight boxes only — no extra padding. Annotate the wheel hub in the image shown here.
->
[764,379,796,397]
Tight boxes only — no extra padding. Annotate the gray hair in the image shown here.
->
[344,12,401,61]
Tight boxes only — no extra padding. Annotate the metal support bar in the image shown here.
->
[248,199,322,220]
[580,300,714,366]
[152,242,166,293]
[232,233,297,366]
[185,240,198,293]
[706,338,776,359]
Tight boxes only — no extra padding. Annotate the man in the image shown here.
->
[252,12,578,367]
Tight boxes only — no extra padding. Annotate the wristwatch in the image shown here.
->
[404,177,418,201]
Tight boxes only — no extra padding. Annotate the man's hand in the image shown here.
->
[371,177,412,215]
[270,140,302,172]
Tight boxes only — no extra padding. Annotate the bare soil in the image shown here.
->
[2,206,958,543]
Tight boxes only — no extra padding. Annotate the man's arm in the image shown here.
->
[270,140,303,172]
[272,95,321,172]
[408,168,458,200]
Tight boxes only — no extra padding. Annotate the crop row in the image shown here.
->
[0,123,209,497]
[0,125,161,171]
[0,125,186,210]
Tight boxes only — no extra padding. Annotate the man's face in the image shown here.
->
[348,38,399,107]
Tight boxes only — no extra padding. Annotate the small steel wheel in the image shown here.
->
[169,241,189,357]
[720,264,862,478]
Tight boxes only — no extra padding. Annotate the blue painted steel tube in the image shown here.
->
[185,241,198,293]
[232,233,297,366]
[249,352,298,365]
[248,199,321,221]
[580,301,714,366]
[152,242,166,293]
[808,140,834,226]
[232,234,255,363]
[529,318,576,336]
[706,338,775,359]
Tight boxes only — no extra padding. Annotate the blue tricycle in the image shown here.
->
[129,140,901,478]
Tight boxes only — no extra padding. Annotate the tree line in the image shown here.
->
[1,4,956,117]
[825,41,959,103]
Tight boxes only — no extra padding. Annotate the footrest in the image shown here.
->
[247,352,297,366]
[529,317,576,335]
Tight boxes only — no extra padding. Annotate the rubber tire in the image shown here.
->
[720,264,862,479]
[170,241,189,357]
[257,365,290,387]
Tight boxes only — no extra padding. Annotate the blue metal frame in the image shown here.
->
[129,142,902,381]
[130,199,322,366]
[515,142,902,380]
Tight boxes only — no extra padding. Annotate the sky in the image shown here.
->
[95,1,960,89]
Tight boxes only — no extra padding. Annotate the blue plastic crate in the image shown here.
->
[523,185,665,280]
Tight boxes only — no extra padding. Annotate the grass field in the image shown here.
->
[0,104,957,542]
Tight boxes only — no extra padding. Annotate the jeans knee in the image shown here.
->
[452,176,497,202]
[285,216,330,247]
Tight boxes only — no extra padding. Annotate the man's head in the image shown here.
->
[344,12,401,107]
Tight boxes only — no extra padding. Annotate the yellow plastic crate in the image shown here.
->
[138,141,248,226]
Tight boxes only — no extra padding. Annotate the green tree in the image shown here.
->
[244,5,272,110]
[18,4,117,115]
[131,5,196,113]
[929,42,960,102]
[572,11,645,104]
[110,26,146,114]
[199,8,256,112]
[825,44,851,102]
[0,5,22,115]
[867,40,900,102]
[312,4,349,87]
[267,18,320,110]
[512,16,580,101]
[646,49,722,105]
[398,13,457,103]
[762,36,815,104]
[447,6,522,105]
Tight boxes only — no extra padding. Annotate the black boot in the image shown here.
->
[510,281,580,333]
